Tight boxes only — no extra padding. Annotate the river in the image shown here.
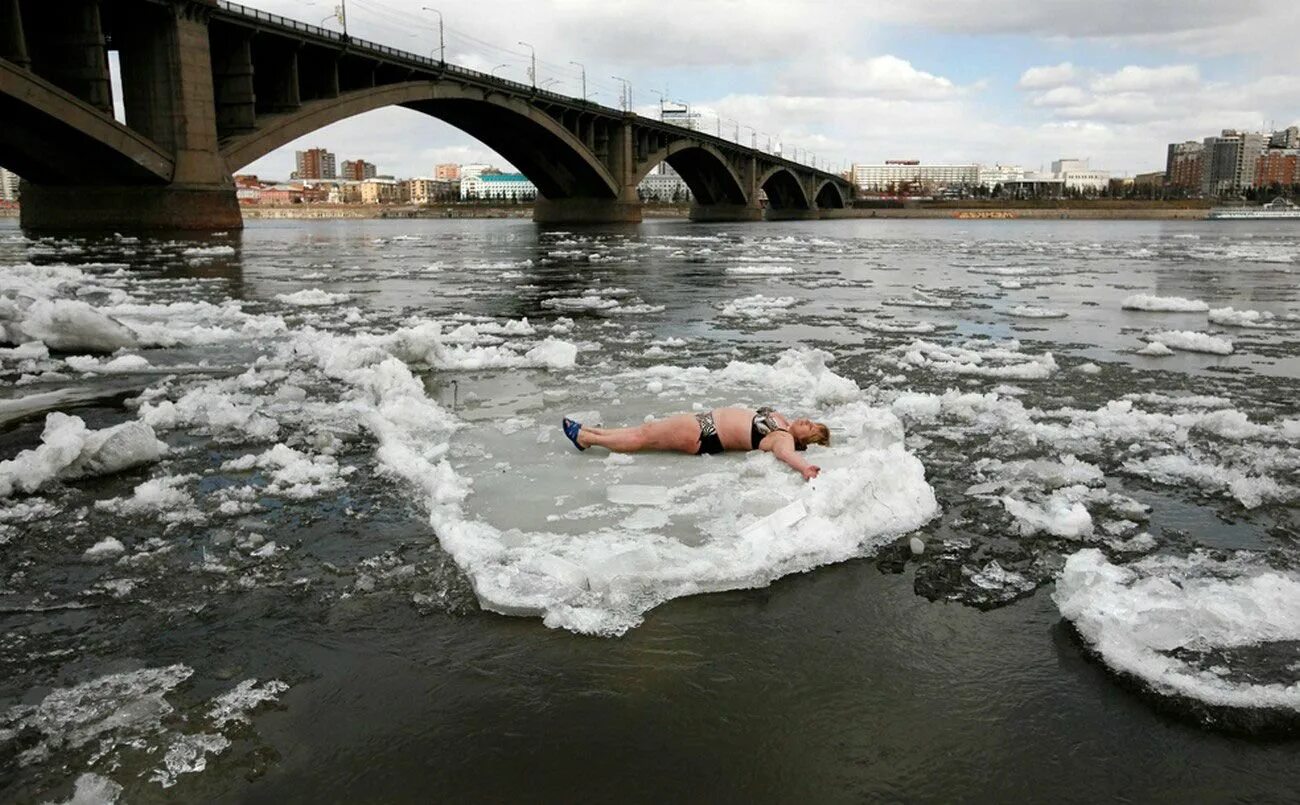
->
[1,218,1298,802]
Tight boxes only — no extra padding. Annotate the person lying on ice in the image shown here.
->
[562,406,830,481]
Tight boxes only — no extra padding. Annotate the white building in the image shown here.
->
[459,163,492,180]
[1051,158,1110,191]
[851,161,979,192]
[978,164,1024,189]
[638,170,692,201]
[0,166,19,201]
[460,172,537,200]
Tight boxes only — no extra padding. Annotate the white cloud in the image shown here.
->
[1090,65,1200,93]
[1018,63,1077,90]
[1031,86,1089,107]
[776,55,961,101]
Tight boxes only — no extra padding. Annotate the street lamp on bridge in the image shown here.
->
[611,76,631,112]
[569,61,587,101]
[490,63,509,78]
[518,41,536,89]
[421,7,444,65]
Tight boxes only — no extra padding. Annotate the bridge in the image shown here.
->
[0,0,854,230]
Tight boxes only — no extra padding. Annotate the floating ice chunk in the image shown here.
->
[47,773,124,805]
[883,294,953,309]
[857,318,937,334]
[1002,490,1094,538]
[65,354,151,374]
[275,288,350,307]
[523,338,577,369]
[0,413,166,499]
[1121,294,1208,312]
[1123,454,1289,509]
[181,244,235,258]
[15,299,138,353]
[1074,362,1101,375]
[0,341,49,361]
[0,664,193,767]
[1054,549,1300,716]
[207,679,289,727]
[899,339,1058,380]
[84,537,125,560]
[1007,305,1067,319]
[1136,341,1174,357]
[96,474,201,522]
[151,732,231,788]
[606,484,669,506]
[725,265,796,275]
[1207,307,1278,329]
[717,294,797,321]
[1147,331,1233,355]
[909,536,925,555]
[1191,409,1272,441]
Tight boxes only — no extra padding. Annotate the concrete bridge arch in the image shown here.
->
[221,82,621,202]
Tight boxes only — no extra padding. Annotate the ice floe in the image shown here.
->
[1146,331,1233,355]
[0,413,166,498]
[1055,549,1300,720]
[1121,294,1209,313]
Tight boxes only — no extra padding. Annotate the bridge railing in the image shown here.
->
[214,1,844,183]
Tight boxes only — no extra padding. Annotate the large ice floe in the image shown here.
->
[1055,549,1300,730]
[290,332,936,635]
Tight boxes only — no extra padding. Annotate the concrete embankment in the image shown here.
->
[830,207,1209,220]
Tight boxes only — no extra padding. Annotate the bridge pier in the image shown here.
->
[533,197,642,225]
[765,207,822,221]
[688,203,764,223]
[20,183,242,231]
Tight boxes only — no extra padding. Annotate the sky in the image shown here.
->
[237,0,1300,180]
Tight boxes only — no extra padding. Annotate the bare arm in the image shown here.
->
[761,433,820,481]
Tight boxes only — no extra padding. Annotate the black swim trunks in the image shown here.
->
[695,411,724,455]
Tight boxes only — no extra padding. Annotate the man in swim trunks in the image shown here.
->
[562,407,830,481]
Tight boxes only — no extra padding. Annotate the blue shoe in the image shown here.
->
[562,417,586,451]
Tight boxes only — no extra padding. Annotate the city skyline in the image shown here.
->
[233,0,1300,179]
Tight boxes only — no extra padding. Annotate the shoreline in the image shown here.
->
[0,203,1236,223]
[239,202,1215,221]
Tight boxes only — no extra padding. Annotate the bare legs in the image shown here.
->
[577,414,701,454]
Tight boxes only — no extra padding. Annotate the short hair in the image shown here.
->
[795,423,830,451]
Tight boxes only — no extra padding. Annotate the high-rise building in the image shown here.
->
[434,163,461,181]
[1256,150,1300,188]
[0,166,19,201]
[1269,126,1300,149]
[1050,158,1089,174]
[1165,141,1204,191]
[1200,130,1267,196]
[294,148,336,180]
[341,160,378,181]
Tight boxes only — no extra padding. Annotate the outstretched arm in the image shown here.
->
[762,433,820,481]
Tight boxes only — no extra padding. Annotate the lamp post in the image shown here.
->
[421,7,444,65]
[611,76,631,112]
[490,63,508,78]
[518,41,535,89]
[569,61,586,101]
[649,89,665,121]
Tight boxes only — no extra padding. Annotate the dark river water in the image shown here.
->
[1,218,1298,803]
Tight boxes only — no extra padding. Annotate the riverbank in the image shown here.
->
[240,201,1216,221]
[241,203,693,220]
